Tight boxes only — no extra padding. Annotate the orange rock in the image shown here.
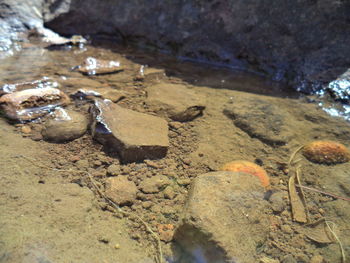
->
[221,160,270,187]
[302,140,350,164]
[157,224,175,243]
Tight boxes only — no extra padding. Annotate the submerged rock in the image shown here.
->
[41,109,89,142]
[77,57,123,75]
[71,88,126,102]
[223,97,290,146]
[175,171,269,262]
[0,87,70,121]
[90,99,169,163]
[147,83,205,122]
[105,176,137,206]
[0,78,59,96]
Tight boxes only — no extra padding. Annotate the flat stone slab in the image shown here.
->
[146,83,205,122]
[175,171,269,262]
[90,99,169,163]
[223,97,291,146]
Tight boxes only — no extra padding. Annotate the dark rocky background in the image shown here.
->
[1,0,350,95]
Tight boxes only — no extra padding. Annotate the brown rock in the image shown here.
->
[147,83,205,121]
[90,100,169,163]
[77,57,123,75]
[0,87,70,121]
[175,171,269,262]
[41,109,88,143]
[105,176,137,206]
[139,175,171,194]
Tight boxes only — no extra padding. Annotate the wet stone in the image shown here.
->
[146,83,205,122]
[223,97,291,146]
[0,87,70,121]
[41,109,89,143]
[105,176,137,206]
[175,171,269,262]
[0,78,60,95]
[71,88,126,102]
[90,99,169,163]
[77,57,123,75]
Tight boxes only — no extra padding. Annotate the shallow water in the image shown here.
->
[0,40,350,263]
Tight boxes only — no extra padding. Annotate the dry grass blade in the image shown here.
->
[295,184,350,202]
[295,166,309,221]
[325,221,346,263]
[288,145,304,166]
[288,171,308,223]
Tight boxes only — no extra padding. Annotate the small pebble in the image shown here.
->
[21,125,32,134]
[281,224,293,234]
[310,255,324,263]
[144,160,160,169]
[177,178,191,186]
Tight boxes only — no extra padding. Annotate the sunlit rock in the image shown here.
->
[175,171,269,263]
[0,87,70,121]
[90,99,169,163]
[77,57,123,75]
[146,83,205,122]
[41,109,89,142]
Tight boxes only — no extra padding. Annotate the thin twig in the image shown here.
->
[325,221,346,263]
[288,145,304,166]
[295,184,350,202]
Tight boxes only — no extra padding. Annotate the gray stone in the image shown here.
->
[175,171,269,262]
[41,109,88,142]
[269,191,287,213]
[139,175,171,194]
[90,99,169,163]
[223,97,291,146]
[105,176,137,206]
[147,83,205,122]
